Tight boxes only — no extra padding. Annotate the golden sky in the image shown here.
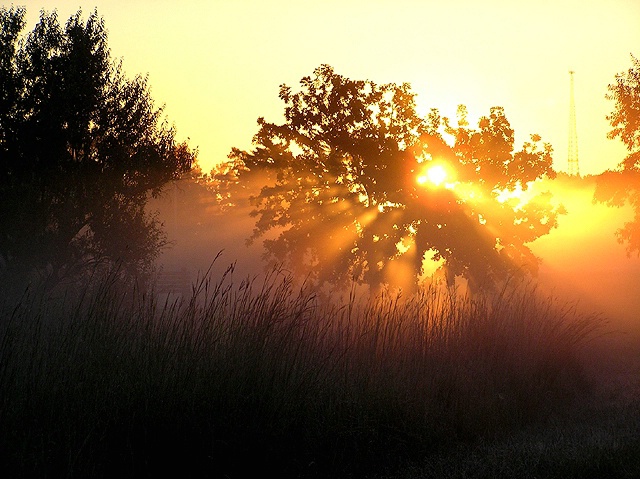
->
[18,0,640,176]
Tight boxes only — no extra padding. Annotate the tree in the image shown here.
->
[215,65,560,292]
[606,55,640,170]
[594,54,640,255]
[0,7,194,286]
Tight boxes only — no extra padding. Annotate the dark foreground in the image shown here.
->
[1,271,638,478]
[384,335,640,479]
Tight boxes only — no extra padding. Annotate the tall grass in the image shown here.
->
[0,265,603,477]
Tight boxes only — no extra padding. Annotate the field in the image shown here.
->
[1,264,639,478]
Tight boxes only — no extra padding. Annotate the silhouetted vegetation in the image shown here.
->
[1,6,638,479]
[0,263,613,478]
[0,7,194,290]
[214,65,560,292]
[594,54,640,256]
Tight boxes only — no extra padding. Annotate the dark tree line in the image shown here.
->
[0,7,194,288]
[214,65,560,292]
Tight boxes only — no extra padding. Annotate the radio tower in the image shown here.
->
[568,70,579,176]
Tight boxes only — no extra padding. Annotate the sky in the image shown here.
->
[16,0,640,176]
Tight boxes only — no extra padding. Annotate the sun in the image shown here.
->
[417,164,453,188]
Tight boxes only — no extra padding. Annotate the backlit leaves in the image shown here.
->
[217,65,560,291]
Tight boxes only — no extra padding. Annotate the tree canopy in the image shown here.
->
[595,54,640,255]
[0,7,194,286]
[214,65,560,292]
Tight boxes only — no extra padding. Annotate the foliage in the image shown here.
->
[215,65,559,291]
[606,54,640,169]
[0,7,194,286]
[595,54,640,255]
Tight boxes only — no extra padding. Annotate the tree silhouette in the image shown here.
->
[594,54,640,255]
[215,65,560,291]
[0,7,194,286]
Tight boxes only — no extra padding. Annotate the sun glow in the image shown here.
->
[494,182,531,209]
[417,164,456,189]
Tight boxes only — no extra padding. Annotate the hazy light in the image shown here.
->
[428,165,447,186]
[418,164,455,189]
[494,182,537,212]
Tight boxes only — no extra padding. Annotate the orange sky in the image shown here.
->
[19,0,640,176]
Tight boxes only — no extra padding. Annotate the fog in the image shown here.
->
[152,173,640,337]
[150,178,280,289]
[531,176,640,337]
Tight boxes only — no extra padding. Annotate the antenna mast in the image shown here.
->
[568,70,579,176]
